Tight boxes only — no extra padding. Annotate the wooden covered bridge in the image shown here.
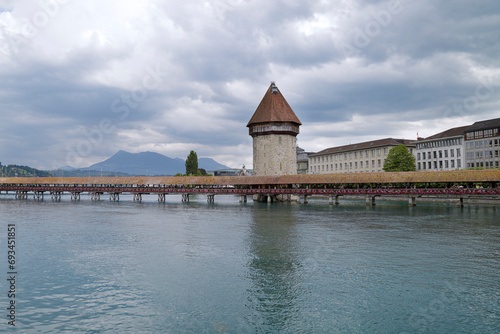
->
[1,170,499,207]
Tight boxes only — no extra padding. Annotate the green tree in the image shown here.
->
[383,145,416,172]
[185,150,199,175]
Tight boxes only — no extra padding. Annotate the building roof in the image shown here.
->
[247,83,302,127]
[420,125,470,141]
[310,138,415,156]
[464,117,500,133]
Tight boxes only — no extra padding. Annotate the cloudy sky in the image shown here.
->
[1,0,499,170]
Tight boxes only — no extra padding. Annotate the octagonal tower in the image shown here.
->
[247,83,302,176]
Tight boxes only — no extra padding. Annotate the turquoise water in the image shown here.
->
[1,194,499,333]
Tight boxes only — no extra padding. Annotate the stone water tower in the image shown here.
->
[247,82,302,176]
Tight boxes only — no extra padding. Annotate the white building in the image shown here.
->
[308,138,415,174]
[415,125,468,171]
[464,117,500,169]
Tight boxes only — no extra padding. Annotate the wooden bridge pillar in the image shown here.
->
[33,191,44,201]
[207,194,215,203]
[91,192,102,201]
[366,195,376,206]
[329,194,342,205]
[457,196,464,208]
[182,194,190,202]
[239,195,247,203]
[303,195,309,204]
[158,193,166,202]
[15,191,28,200]
[109,193,120,201]
[71,192,81,201]
[133,193,142,202]
[408,196,416,207]
[51,191,62,201]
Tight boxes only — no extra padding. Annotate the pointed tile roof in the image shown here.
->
[247,83,302,127]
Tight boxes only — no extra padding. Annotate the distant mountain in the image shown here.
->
[198,158,231,172]
[82,151,231,176]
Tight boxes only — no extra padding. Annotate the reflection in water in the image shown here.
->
[246,204,302,331]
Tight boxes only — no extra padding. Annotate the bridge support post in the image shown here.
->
[71,192,81,201]
[408,196,416,207]
[239,195,247,203]
[207,194,215,203]
[33,191,44,201]
[457,196,464,208]
[91,192,102,201]
[366,195,376,206]
[303,195,308,204]
[51,192,62,201]
[110,193,119,201]
[267,195,272,203]
[158,193,166,202]
[182,194,190,202]
[335,195,341,205]
[329,195,333,205]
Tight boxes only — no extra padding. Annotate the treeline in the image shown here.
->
[0,164,52,177]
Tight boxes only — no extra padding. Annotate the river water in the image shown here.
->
[1,194,499,333]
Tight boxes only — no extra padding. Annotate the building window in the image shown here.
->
[439,151,443,158]
[360,161,363,168]
[377,159,381,167]
[384,148,387,155]
[434,161,437,169]
[355,162,358,168]
[418,162,421,170]
[372,160,375,167]
[444,150,448,158]
[445,160,449,168]
[434,151,437,159]
[457,148,461,157]
[428,162,432,169]
[417,153,421,160]
[371,150,375,157]
[360,151,363,158]
[377,149,381,156]
[428,152,431,159]
[450,149,454,158]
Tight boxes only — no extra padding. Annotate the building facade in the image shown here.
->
[415,126,468,171]
[464,117,500,169]
[296,146,311,174]
[308,138,415,174]
[247,83,302,176]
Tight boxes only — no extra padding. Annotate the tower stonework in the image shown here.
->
[247,83,301,176]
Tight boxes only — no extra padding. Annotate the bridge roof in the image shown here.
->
[247,83,302,127]
[1,170,498,186]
